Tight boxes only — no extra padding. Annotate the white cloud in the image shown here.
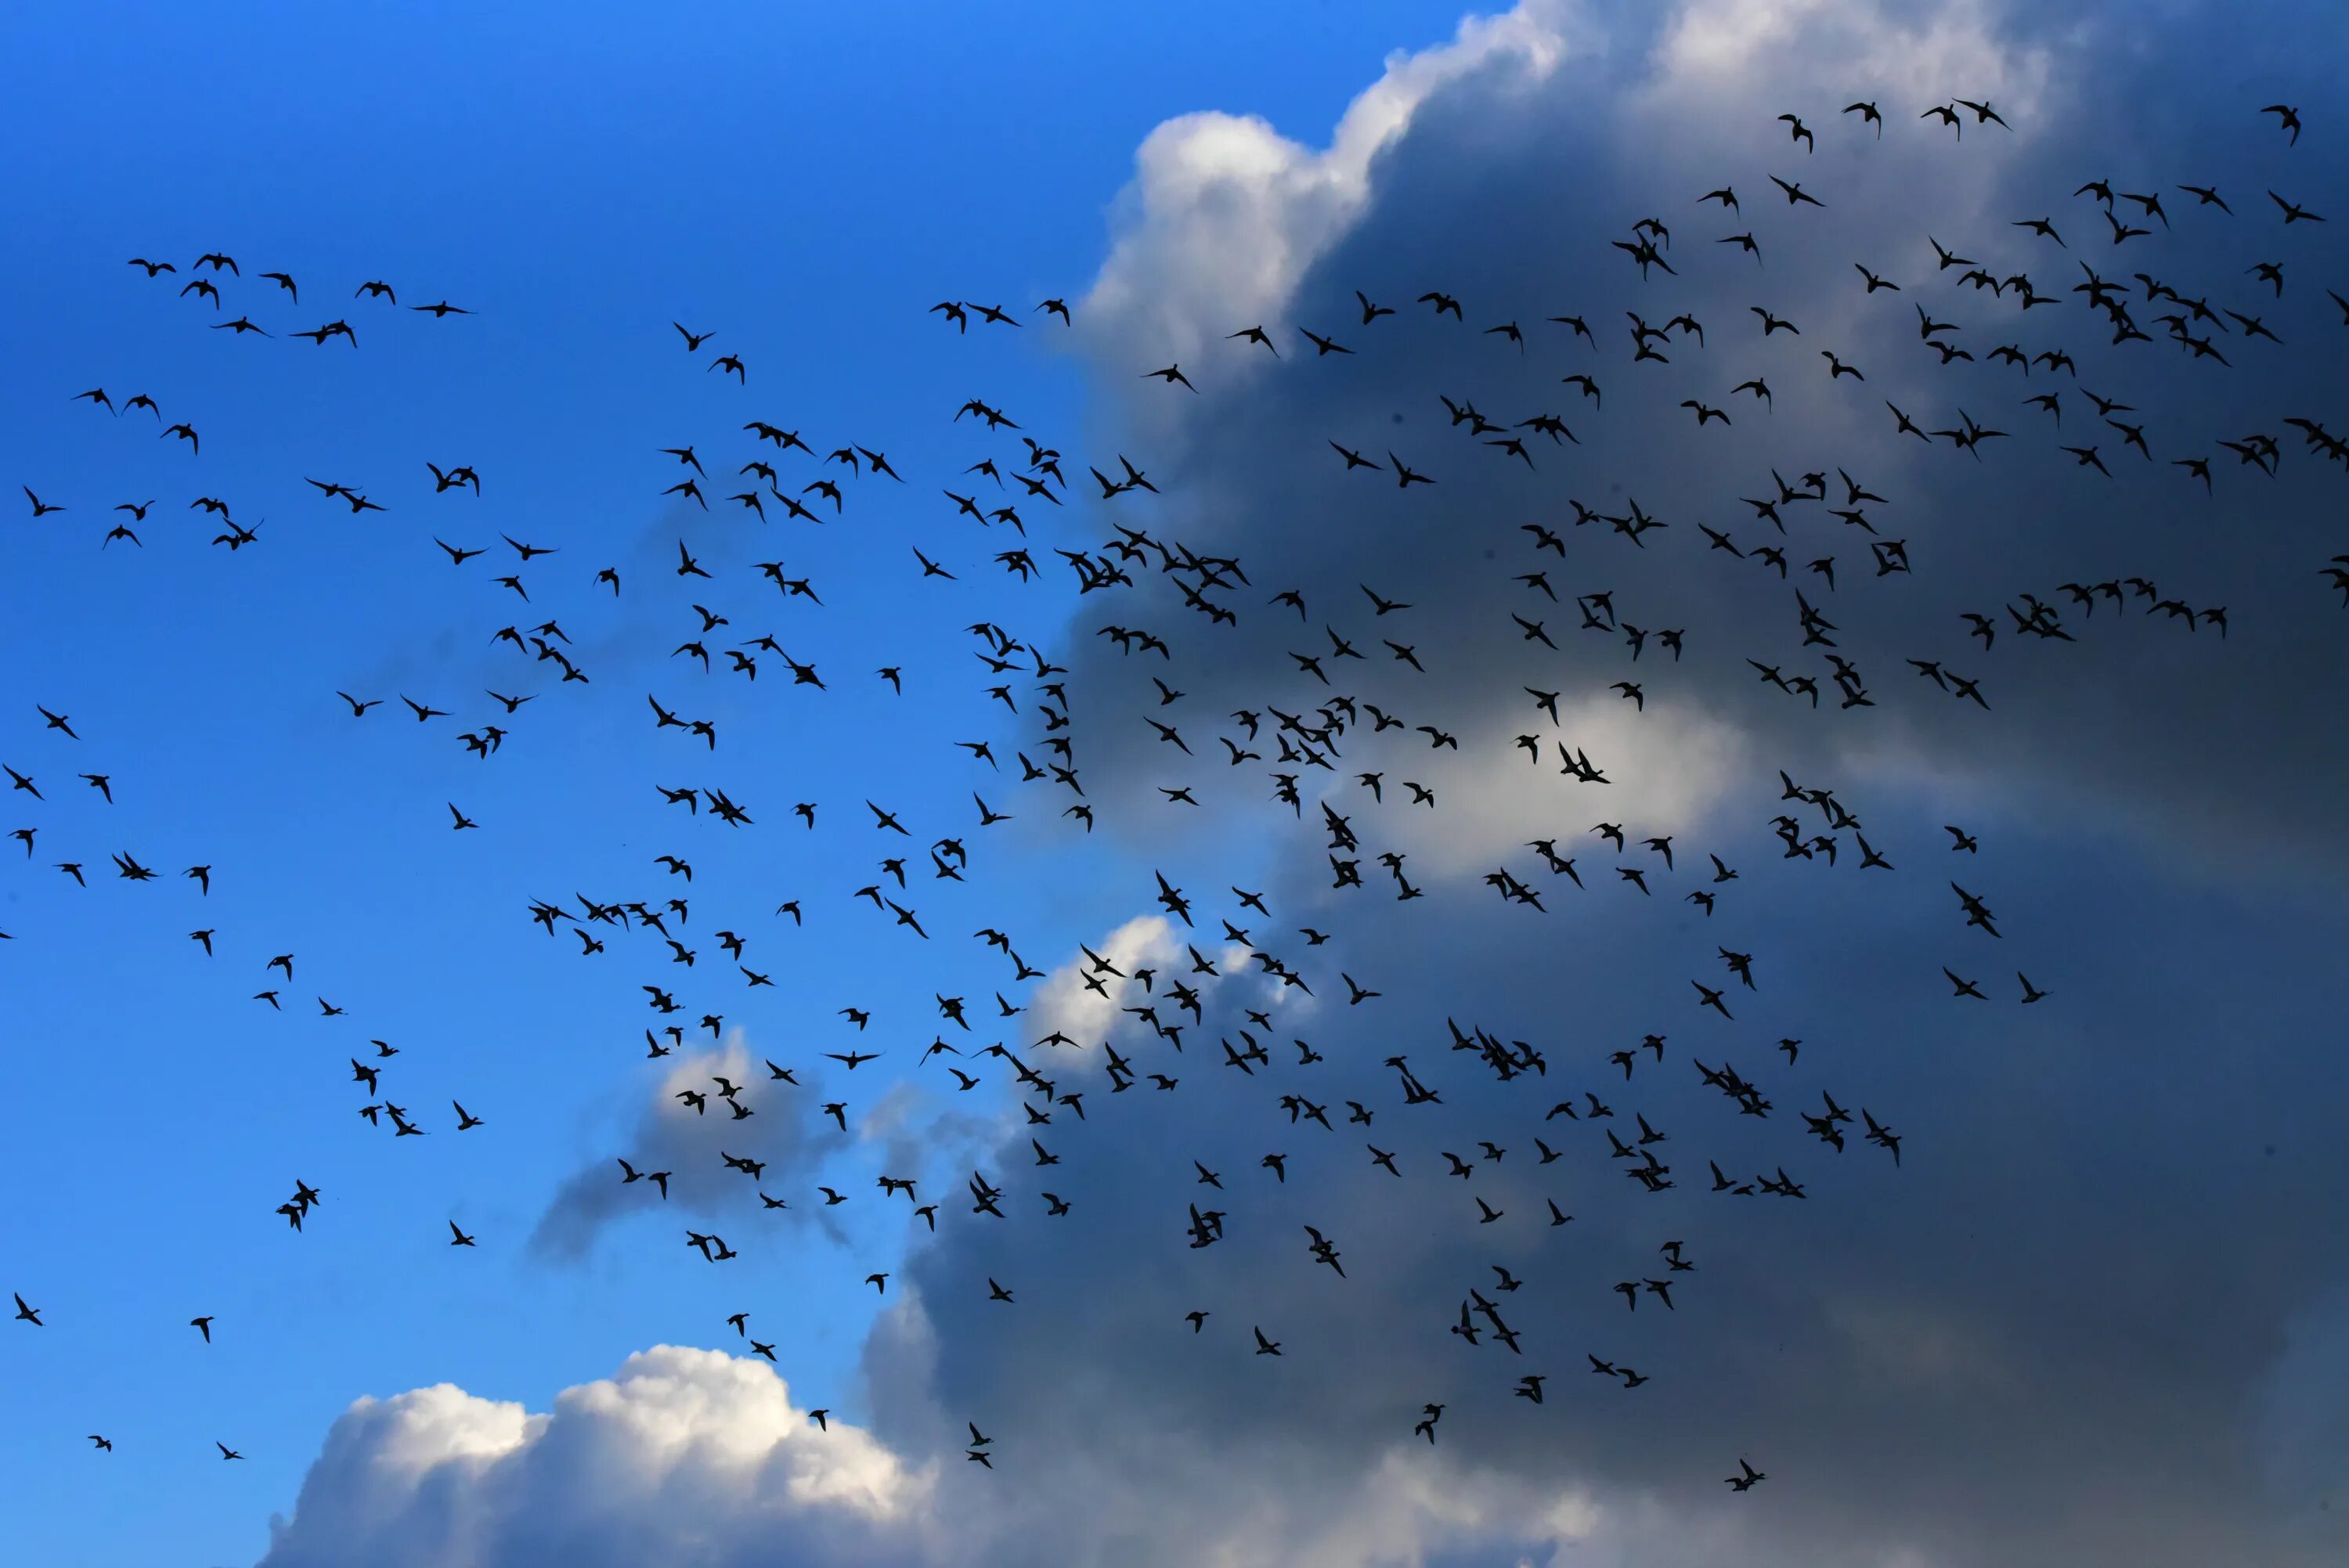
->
[1022,913,1187,1051]
[260,1347,933,1568]
[1075,3,1578,372]
[1641,0,2052,125]
[1343,691,1756,877]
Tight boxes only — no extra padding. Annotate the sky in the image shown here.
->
[3,2,2347,1566]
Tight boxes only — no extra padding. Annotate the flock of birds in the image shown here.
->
[9,92,2342,1513]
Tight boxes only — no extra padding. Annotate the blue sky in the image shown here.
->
[0,3,1474,1560]
[5,3,2349,1568]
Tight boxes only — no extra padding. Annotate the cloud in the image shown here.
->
[2251,1281,2349,1530]
[532,1033,852,1260]
[1053,0,2349,879]
[867,849,2349,1568]
[1020,913,1188,1051]
[1076,3,1579,373]
[258,1346,934,1568]
[862,0,2349,1563]
[258,1332,1635,1568]
[1341,689,1758,877]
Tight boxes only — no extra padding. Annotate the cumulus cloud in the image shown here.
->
[260,1332,1642,1568]
[1077,3,1579,373]
[258,1347,934,1568]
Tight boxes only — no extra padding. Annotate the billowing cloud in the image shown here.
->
[258,1347,934,1568]
[1077,3,1579,374]
[1054,0,2349,876]
[882,0,2349,1562]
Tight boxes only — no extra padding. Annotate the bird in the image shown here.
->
[2,90,2333,1543]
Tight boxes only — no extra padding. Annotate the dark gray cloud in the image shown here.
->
[868,835,2349,1566]
[1055,0,2349,879]
[856,0,2349,1563]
